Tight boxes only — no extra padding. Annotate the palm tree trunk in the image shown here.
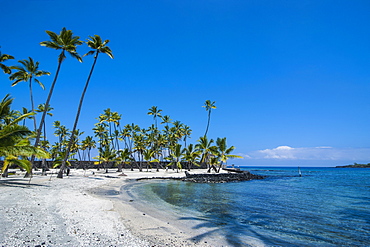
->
[205,111,211,137]
[28,54,64,178]
[29,79,37,131]
[58,52,99,178]
[1,167,9,177]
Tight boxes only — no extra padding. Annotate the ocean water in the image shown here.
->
[129,167,370,246]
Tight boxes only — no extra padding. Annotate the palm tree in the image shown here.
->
[35,103,54,141]
[58,35,113,178]
[142,149,159,172]
[116,148,131,172]
[183,143,201,171]
[168,144,185,173]
[147,106,162,129]
[213,137,243,172]
[0,94,49,177]
[10,57,50,130]
[202,100,216,137]
[182,124,192,148]
[93,122,110,171]
[160,115,172,127]
[34,27,82,153]
[94,146,117,173]
[0,50,14,74]
[133,132,146,171]
[195,136,215,171]
[81,136,96,162]
[53,121,70,152]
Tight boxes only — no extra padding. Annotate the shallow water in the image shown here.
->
[129,167,370,246]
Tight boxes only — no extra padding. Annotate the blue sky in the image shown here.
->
[1,0,370,166]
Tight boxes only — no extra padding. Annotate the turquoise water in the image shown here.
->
[131,167,370,246]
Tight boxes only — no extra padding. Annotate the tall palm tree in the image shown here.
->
[34,27,82,152]
[0,50,14,74]
[202,100,216,137]
[10,57,50,130]
[60,35,113,176]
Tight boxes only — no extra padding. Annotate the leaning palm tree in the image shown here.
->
[202,100,216,137]
[58,35,113,178]
[213,137,243,172]
[10,57,50,130]
[34,27,83,152]
[0,50,14,74]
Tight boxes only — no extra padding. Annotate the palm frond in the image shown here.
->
[2,157,32,174]
[45,30,61,44]
[83,50,95,57]
[69,51,83,62]
[0,64,11,74]
[34,78,45,90]
[0,124,31,142]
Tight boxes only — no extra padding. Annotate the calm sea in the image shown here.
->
[128,167,370,246]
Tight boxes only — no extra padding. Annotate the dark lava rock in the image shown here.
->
[183,171,264,183]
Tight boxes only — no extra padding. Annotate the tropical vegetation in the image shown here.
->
[0,28,242,178]
[0,94,49,177]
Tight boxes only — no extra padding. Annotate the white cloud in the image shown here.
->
[245,146,370,161]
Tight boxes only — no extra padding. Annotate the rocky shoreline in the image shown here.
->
[184,171,265,183]
[136,170,265,183]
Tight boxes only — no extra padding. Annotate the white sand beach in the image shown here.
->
[0,168,250,247]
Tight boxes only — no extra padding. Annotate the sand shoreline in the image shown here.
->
[0,168,246,247]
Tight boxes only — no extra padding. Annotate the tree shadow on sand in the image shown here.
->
[0,179,48,188]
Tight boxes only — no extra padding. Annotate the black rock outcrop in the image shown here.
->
[183,171,264,183]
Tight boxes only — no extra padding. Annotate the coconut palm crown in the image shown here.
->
[40,27,83,63]
[84,35,114,59]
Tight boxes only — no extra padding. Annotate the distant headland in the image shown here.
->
[335,163,370,168]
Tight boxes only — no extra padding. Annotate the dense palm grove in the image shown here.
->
[0,28,242,178]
